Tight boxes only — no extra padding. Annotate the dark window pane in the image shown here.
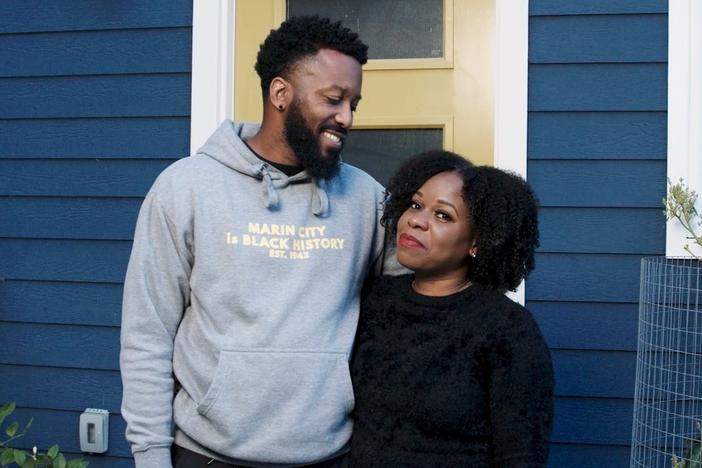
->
[287,0,443,60]
[342,128,443,185]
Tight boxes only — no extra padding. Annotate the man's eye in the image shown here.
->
[327,96,341,104]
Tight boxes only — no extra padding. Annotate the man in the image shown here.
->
[120,15,394,468]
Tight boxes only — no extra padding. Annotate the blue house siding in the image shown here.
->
[527,1,667,466]
[0,1,192,465]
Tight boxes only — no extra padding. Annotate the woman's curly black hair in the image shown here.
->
[382,150,540,292]
[255,15,368,97]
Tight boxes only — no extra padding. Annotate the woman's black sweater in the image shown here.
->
[349,275,554,467]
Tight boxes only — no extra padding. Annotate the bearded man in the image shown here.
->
[120,15,397,468]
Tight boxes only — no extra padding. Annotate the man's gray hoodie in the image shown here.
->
[120,120,390,467]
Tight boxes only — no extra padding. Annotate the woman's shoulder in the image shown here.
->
[470,287,543,334]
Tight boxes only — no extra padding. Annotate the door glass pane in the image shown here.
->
[287,0,443,59]
[342,128,443,185]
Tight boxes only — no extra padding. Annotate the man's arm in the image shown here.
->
[120,190,192,468]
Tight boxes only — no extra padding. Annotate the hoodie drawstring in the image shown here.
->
[311,181,329,217]
[256,162,329,216]
[261,170,280,209]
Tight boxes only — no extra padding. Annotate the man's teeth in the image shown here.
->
[323,131,341,143]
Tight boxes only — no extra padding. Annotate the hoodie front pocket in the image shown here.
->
[190,348,354,462]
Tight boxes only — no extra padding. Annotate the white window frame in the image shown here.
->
[667,0,702,257]
[189,0,530,302]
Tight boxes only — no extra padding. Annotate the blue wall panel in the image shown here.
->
[529,253,644,303]
[0,118,190,159]
[552,397,633,445]
[0,74,191,118]
[0,159,173,196]
[0,197,141,240]
[529,63,667,111]
[0,323,120,370]
[1,280,123,326]
[530,14,667,63]
[548,444,631,468]
[530,0,667,16]
[528,160,666,208]
[526,2,667,464]
[0,28,192,77]
[531,301,638,351]
[538,207,664,254]
[0,365,122,412]
[0,239,131,282]
[528,111,666,159]
[552,350,636,398]
[0,0,192,33]
[0,1,192,464]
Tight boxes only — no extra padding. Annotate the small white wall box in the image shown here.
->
[79,408,109,453]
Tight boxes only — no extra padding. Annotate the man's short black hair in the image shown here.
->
[382,150,540,292]
[255,15,369,97]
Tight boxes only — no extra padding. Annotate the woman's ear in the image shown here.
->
[469,240,478,258]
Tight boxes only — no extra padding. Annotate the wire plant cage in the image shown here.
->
[631,257,702,467]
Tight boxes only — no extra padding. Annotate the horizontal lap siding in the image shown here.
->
[527,2,667,466]
[0,1,192,464]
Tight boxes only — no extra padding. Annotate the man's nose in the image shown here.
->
[335,103,353,129]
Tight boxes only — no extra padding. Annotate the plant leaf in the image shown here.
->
[53,452,66,468]
[0,448,15,466]
[13,448,26,465]
[4,422,18,438]
[47,445,59,459]
[0,403,15,428]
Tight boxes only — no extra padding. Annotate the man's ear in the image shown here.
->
[269,76,291,112]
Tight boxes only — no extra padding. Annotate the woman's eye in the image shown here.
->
[409,201,421,210]
[436,211,451,221]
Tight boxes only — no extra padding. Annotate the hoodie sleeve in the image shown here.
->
[120,189,193,468]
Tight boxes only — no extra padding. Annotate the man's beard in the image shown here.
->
[283,100,342,181]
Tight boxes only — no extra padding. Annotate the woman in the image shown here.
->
[350,150,553,467]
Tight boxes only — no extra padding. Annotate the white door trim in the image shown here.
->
[494,0,529,180]
[667,0,702,257]
[190,0,235,154]
[494,0,529,303]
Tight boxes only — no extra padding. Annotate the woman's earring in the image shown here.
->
[277,104,284,111]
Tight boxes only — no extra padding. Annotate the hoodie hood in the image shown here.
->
[196,120,330,216]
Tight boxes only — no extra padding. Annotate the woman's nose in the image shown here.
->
[408,213,428,230]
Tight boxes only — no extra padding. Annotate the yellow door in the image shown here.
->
[234,0,494,184]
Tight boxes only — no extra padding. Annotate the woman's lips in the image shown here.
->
[398,233,425,249]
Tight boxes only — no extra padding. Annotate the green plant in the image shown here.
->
[672,422,702,468]
[664,178,702,261]
[0,402,88,468]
